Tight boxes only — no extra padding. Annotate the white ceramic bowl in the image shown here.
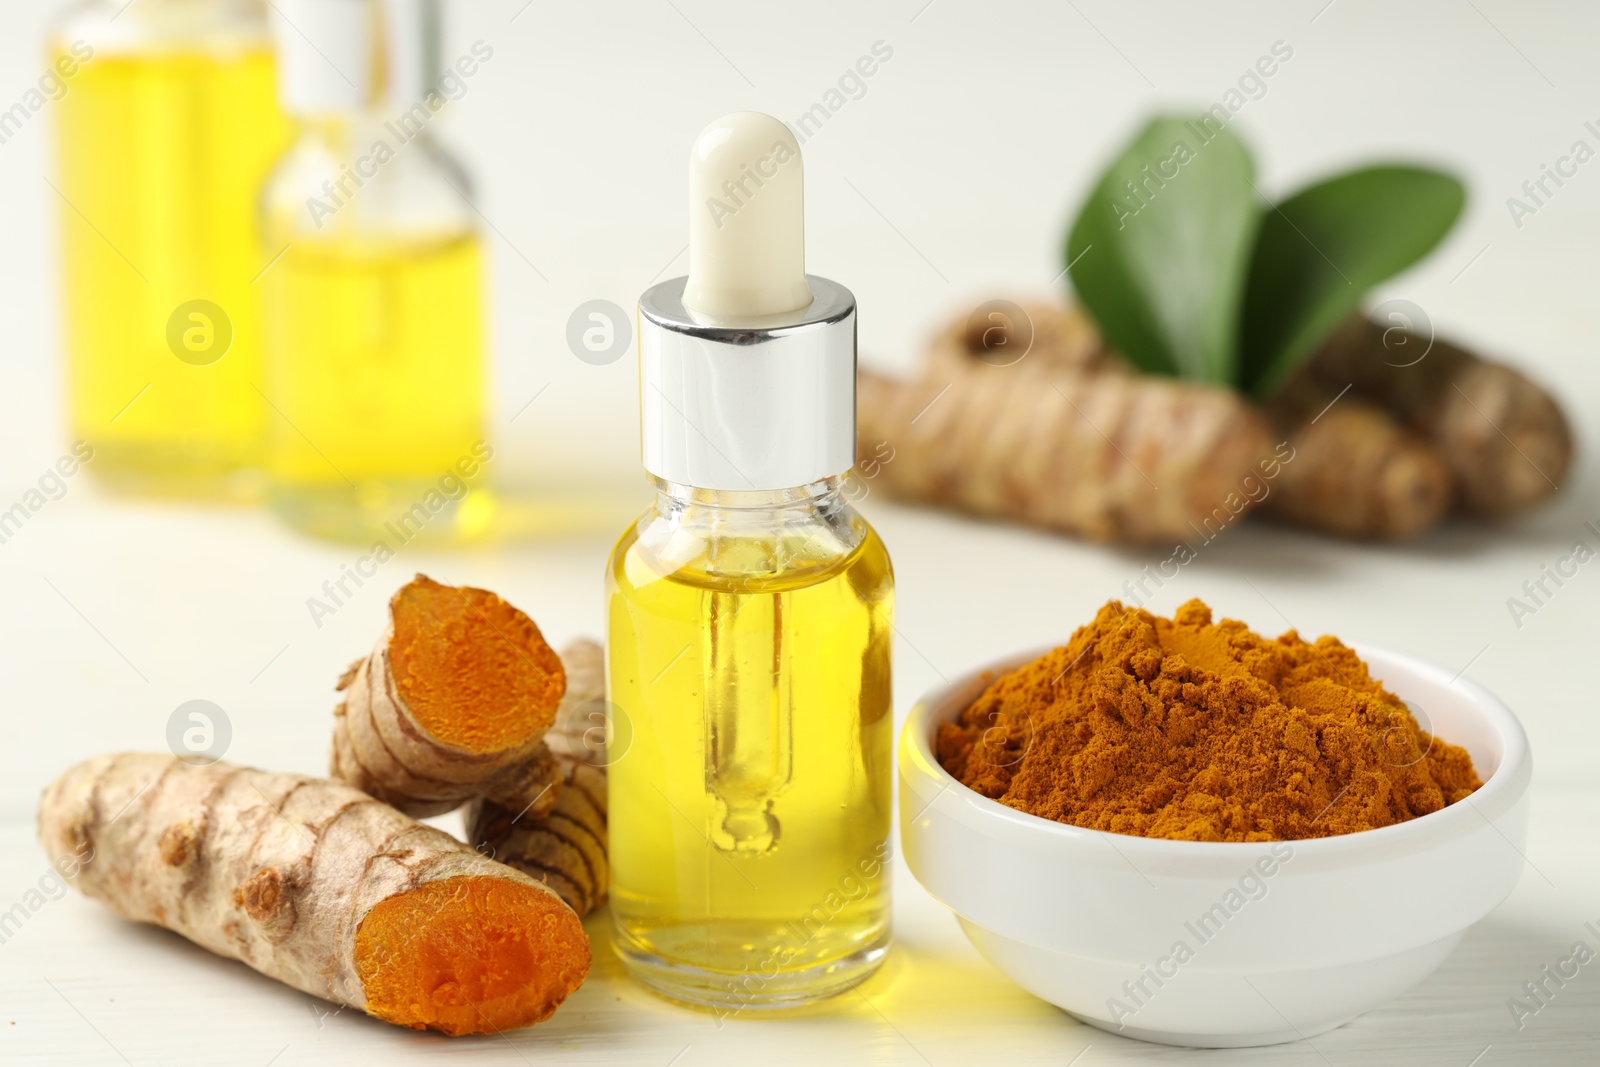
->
[899,644,1531,1048]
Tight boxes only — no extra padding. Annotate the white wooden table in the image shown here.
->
[2,2,1597,1063]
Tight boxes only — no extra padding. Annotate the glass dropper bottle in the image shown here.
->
[260,0,490,543]
[606,112,894,1011]
[51,0,289,496]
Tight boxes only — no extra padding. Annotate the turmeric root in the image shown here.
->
[856,359,1275,545]
[1306,316,1572,515]
[1263,375,1453,539]
[470,639,609,917]
[861,299,1552,544]
[37,753,590,1036]
[331,575,566,817]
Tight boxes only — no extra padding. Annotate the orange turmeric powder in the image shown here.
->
[938,599,1481,841]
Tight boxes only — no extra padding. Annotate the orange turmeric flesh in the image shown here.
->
[354,875,591,1036]
[388,576,566,753]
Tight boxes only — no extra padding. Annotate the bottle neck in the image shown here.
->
[636,473,866,580]
[61,0,270,50]
[293,114,433,153]
[97,0,264,14]
[651,475,846,514]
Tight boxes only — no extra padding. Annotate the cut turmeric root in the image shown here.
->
[331,577,608,915]
[470,639,609,918]
[331,574,566,817]
[37,753,590,1036]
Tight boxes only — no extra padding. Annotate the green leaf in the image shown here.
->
[1066,116,1260,383]
[1239,166,1465,397]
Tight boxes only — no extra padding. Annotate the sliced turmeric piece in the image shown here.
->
[356,876,587,1034]
[388,576,565,753]
[332,574,566,817]
[37,753,589,1036]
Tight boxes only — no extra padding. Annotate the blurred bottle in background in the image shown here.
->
[52,0,290,497]
[262,0,490,544]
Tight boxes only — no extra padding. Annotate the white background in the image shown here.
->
[1,1,1597,1064]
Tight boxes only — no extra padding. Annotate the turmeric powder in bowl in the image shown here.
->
[936,600,1482,841]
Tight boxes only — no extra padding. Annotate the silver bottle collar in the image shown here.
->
[637,275,857,492]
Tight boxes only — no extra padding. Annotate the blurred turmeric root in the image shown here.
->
[1263,375,1452,539]
[857,303,1571,543]
[1304,315,1573,516]
[855,304,1278,545]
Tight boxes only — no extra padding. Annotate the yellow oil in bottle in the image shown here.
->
[260,233,491,542]
[607,508,894,1010]
[54,45,289,495]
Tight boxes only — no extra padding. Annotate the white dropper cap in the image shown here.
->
[682,112,814,320]
[637,112,856,492]
[270,0,377,114]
